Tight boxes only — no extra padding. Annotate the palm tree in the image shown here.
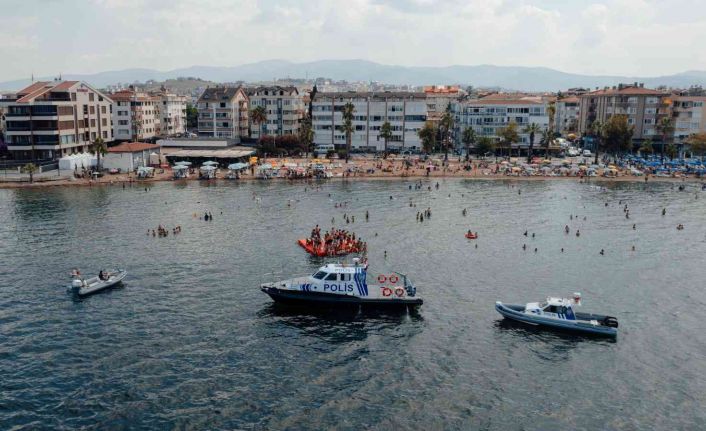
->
[588,120,603,164]
[440,105,455,160]
[656,117,674,162]
[379,121,393,159]
[251,106,267,137]
[639,139,654,156]
[418,121,437,154]
[523,123,541,163]
[23,163,37,183]
[298,117,314,159]
[547,102,556,135]
[497,122,519,158]
[541,128,553,158]
[89,137,107,171]
[461,127,476,162]
[475,136,495,158]
[341,102,355,162]
[665,143,678,161]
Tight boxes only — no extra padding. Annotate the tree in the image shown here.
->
[541,128,553,158]
[496,122,519,157]
[341,102,355,162]
[251,106,267,137]
[686,133,706,160]
[656,117,674,163]
[298,117,314,159]
[602,114,634,158]
[23,163,37,183]
[89,137,107,170]
[523,123,541,163]
[439,105,455,160]
[379,121,393,158]
[547,102,556,135]
[418,121,437,154]
[185,103,198,129]
[639,139,654,156]
[665,143,678,160]
[475,136,496,157]
[461,127,476,162]
[588,120,603,164]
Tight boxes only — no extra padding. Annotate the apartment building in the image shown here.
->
[247,86,304,139]
[2,80,113,160]
[311,91,427,152]
[668,95,706,145]
[578,84,667,143]
[197,86,249,140]
[554,96,580,136]
[111,88,160,142]
[424,85,461,123]
[152,90,188,136]
[452,94,549,151]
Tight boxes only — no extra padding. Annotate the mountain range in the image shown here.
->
[2,59,706,92]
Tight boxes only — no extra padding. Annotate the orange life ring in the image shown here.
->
[389,275,399,284]
[377,274,387,283]
[381,287,392,297]
[394,287,405,297]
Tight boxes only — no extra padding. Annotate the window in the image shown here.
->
[313,272,326,279]
[101,106,107,114]
[89,93,94,102]
[324,273,338,281]
[220,102,226,108]
[341,273,351,282]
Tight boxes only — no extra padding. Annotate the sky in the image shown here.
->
[1,0,706,81]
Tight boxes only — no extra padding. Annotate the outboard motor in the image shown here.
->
[71,278,83,291]
[603,316,619,328]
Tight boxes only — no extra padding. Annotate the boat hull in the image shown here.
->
[261,286,422,309]
[495,302,617,337]
[74,270,127,297]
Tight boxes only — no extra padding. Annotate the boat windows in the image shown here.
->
[324,273,338,281]
[341,273,351,281]
[313,271,327,280]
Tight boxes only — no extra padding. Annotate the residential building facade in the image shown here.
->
[424,85,461,125]
[197,87,249,140]
[578,84,668,144]
[311,91,427,152]
[153,90,187,136]
[554,96,580,136]
[3,80,113,160]
[110,88,161,142]
[247,86,304,139]
[668,96,706,146]
[452,95,550,151]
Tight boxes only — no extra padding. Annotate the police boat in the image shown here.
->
[495,293,618,337]
[260,259,422,309]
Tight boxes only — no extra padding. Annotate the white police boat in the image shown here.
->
[70,269,127,297]
[495,293,618,337]
[260,259,422,309]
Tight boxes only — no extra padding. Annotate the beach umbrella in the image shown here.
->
[203,161,218,166]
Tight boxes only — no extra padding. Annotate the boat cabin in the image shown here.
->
[525,295,581,320]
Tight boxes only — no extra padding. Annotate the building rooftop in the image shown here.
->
[107,142,161,153]
[11,80,110,104]
[246,85,299,96]
[198,86,245,102]
[585,85,665,96]
[315,91,426,100]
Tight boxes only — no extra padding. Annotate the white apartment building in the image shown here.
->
[197,87,249,140]
[669,96,706,146]
[452,95,549,151]
[312,91,427,152]
[111,88,160,142]
[247,86,304,139]
[3,80,114,160]
[153,90,187,136]
[554,96,580,135]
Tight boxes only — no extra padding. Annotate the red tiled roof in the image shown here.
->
[17,81,50,96]
[51,81,79,91]
[107,142,160,153]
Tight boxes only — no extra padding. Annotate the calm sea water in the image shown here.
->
[1,179,705,430]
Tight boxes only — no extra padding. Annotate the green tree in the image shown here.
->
[523,123,541,163]
[23,163,37,183]
[251,106,267,137]
[475,136,496,157]
[602,114,634,158]
[547,102,556,134]
[665,143,678,160]
[639,139,654,156]
[656,117,674,163]
[298,117,314,159]
[687,132,706,160]
[461,127,476,162]
[588,120,603,164]
[88,137,107,171]
[379,121,393,158]
[541,128,553,158]
[185,103,198,129]
[341,102,355,162]
[418,121,437,154]
[439,105,455,160]
[496,122,519,157]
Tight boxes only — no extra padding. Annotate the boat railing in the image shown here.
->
[394,271,416,297]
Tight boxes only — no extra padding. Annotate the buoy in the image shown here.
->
[389,275,399,284]
[377,274,387,283]
[394,287,405,297]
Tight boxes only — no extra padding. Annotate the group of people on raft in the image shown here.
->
[302,226,367,256]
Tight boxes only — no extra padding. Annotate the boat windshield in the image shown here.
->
[312,271,327,280]
[538,302,548,308]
